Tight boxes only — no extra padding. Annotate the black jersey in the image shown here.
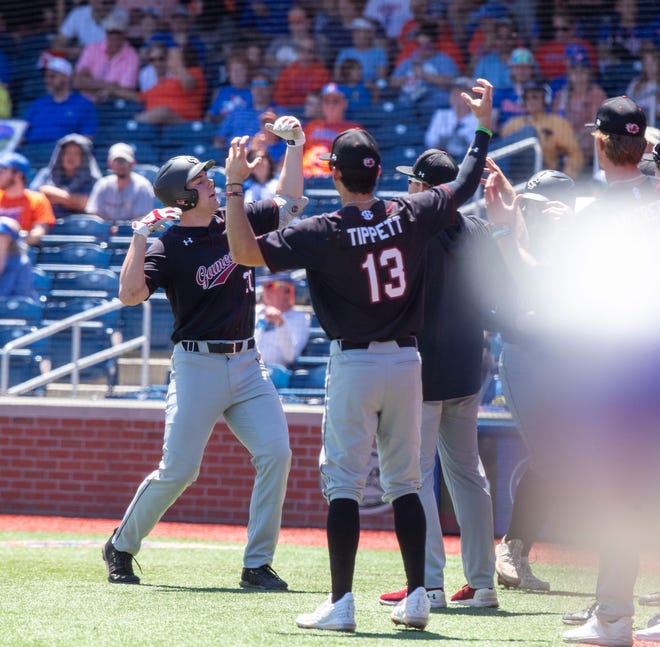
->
[419,215,514,401]
[257,129,490,341]
[143,200,279,343]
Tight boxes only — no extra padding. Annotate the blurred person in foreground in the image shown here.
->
[487,95,660,647]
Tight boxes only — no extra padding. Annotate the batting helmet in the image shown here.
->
[153,156,215,211]
[521,170,576,208]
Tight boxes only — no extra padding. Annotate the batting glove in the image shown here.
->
[131,207,182,239]
[265,115,306,147]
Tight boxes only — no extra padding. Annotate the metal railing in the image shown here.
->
[0,299,152,397]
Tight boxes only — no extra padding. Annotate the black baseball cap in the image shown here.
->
[520,169,576,206]
[586,96,647,137]
[396,149,458,186]
[320,128,380,177]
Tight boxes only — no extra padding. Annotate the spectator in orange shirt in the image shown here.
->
[132,44,207,123]
[272,36,331,107]
[302,83,360,178]
[0,153,55,247]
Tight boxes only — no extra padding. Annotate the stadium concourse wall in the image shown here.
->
[0,398,522,533]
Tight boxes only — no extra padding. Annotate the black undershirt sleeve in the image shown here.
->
[444,129,491,208]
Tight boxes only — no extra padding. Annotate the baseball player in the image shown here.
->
[224,78,495,633]
[485,165,578,595]
[102,116,309,590]
[379,148,514,610]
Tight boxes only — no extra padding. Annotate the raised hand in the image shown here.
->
[462,78,493,131]
[265,115,306,147]
[132,207,181,238]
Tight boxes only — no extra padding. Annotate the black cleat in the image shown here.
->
[102,535,140,584]
[239,565,288,590]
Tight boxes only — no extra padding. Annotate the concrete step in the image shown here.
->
[117,357,170,385]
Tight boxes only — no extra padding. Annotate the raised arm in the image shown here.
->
[443,78,494,206]
[225,136,267,267]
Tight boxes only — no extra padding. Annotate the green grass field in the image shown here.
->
[0,530,658,647]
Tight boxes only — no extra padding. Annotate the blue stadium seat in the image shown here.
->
[32,268,52,299]
[95,100,145,127]
[288,363,327,389]
[119,291,174,351]
[0,324,48,357]
[17,141,56,171]
[302,336,331,357]
[161,121,217,145]
[49,268,119,298]
[38,243,111,269]
[133,164,160,184]
[0,296,43,324]
[43,296,120,329]
[159,143,226,165]
[379,145,425,174]
[95,120,159,148]
[1,349,41,389]
[46,327,118,386]
[46,214,112,243]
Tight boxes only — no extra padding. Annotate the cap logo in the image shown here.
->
[527,176,541,189]
[626,123,640,135]
[363,157,376,168]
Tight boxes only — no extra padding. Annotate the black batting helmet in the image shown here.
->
[153,156,215,211]
[521,170,576,208]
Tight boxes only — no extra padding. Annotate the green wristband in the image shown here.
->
[476,125,493,137]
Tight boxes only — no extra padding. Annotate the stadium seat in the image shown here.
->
[49,268,119,298]
[0,323,48,357]
[159,143,226,165]
[38,242,111,269]
[119,291,174,351]
[43,296,120,329]
[288,363,327,389]
[0,296,43,324]
[46,214,112,243]
[32,268,52,300]
[133,164,160,184]
[161,121,217,145]
[0,349,41,390]
[17,141,56,171]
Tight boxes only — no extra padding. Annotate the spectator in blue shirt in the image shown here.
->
[213,71,280,149]
[0,216,36,299]
[336,58,372,110]
[22,55,97,144]
[206,52,252,125]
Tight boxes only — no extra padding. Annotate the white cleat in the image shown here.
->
[519,557,550,591]
[296,592,356,632]
[562,614,632,646]
[390,586,430,630]
[495,536,522,587]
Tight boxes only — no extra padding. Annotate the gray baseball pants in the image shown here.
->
[420,393,495,591]
[113,343,291,568]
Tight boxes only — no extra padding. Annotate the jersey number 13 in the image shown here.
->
[361,248,406,303]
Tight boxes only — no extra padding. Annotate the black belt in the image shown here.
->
[338,336,417,351]
[181,339,255,354]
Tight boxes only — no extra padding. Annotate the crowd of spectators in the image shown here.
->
[0,0,655,191]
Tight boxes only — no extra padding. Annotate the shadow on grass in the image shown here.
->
[141,583,319,594]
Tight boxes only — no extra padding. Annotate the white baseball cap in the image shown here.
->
[108,143,135,163]
[40,55,73,76]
